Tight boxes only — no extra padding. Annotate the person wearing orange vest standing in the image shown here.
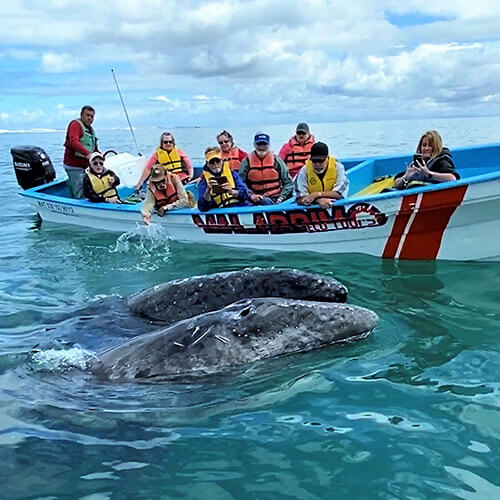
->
[63,105,99,198]
[216,130,247,171]
[141,165,193,225]
[278,123,315,178]
[135,132,194,191]
[238,132,293,205]
[294,142,349,209]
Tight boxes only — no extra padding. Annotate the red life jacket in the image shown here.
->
[222,147,245,171]
[149,172,179,207]
[247,151,281,198]
[284,134,315,177]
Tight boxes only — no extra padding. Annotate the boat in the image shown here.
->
[11,143,500,261]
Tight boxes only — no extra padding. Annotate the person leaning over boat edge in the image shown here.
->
[141,165,193,225]
[238,132,293,205]
[135,132,194,191]
[216,130,248,171]
[294,141,349,209]
[278,122,315,178]
[198,147,252,212]
[394,130,460,190]
[83,152,121,204]
[63,105,98,199]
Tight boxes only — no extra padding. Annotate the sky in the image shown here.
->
[1,0,500,131]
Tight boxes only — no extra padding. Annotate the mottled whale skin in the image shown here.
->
[128,268,348,324]
[91,298,378,381]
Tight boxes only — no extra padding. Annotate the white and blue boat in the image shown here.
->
[12,143,500,261]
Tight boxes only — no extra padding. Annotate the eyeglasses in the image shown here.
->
[208,158,222,165]
[255,142,268,147]
[296,131,307,136]
[162,140,174,145]
[92,161,104,166]
[218,139,230,145]
[311,158,326,164]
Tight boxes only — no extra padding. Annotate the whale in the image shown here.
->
[90,297,378,381]
[128,267,348,324]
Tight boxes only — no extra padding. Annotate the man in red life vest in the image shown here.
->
[63,105,99,198]
[238,132,293,205]
[279,122,315,178]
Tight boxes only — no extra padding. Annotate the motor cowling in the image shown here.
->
[11,145,56,190]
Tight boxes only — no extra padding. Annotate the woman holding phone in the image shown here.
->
[394,130,459,189]
[198,147,253,211]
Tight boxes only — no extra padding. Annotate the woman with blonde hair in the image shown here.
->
[216,130,247,171]
[135,131,193,190]
[394,130,459,189]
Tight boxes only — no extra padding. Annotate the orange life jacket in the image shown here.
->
[149,172,179,207]
[247,151,281,198]
[222,147,245,171]
[284,134,315,177]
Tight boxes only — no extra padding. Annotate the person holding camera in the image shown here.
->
[197,147,253,211]
[394,130,460,190]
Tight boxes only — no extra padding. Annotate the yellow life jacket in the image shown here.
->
[203,161,239,207]
[85,169,118,200]
[305,156,337,193]
[156,147,183,174]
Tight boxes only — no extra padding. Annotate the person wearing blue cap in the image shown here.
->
[294,141,349,209]
[238,132,293,205]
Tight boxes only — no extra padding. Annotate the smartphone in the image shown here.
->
[216,176,228,184]
[212,184,225,195]
[413,154,423,164]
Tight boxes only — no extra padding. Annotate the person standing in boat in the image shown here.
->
[63,105,99,198]
[216,130,248,171]
[238,132,293,205]
[278,122,315,178]
[141,165,193,225]
[83,152,121,204]
[394,130,460,189]
[198,147,252,211]
[294,141,349,209]
[135,132,194,190]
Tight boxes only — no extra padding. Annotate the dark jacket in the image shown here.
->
[426,147,460,180]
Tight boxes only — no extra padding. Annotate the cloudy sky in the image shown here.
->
[1,0,500,130]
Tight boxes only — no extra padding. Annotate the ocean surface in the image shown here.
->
[1,117,499,499]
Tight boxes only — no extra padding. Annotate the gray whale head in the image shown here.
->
[128,267,348,324]
[91,297,378,381]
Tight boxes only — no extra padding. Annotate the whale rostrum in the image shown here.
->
[91,297,378,381]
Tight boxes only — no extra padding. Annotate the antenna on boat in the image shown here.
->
[111,68,142,156]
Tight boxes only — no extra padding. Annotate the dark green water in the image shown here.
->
[1,123,499,499]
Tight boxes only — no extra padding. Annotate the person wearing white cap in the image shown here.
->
[294,141,349,209]
[278,122,315,178]
[83,152,121,204]
[238,132,293,205]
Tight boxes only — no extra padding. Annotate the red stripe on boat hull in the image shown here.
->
[383,186,468,260]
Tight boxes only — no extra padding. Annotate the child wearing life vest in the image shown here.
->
[141,165,194,225]
[83,151,121,203]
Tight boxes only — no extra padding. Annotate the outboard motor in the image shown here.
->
[11,146,56,190]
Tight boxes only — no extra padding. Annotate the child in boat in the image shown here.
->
[141,165,194,225]
[83,152,121,203]
[198,147,253,211]
[394,130,460,189]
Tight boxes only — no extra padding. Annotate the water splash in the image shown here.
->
[30,346,97,372]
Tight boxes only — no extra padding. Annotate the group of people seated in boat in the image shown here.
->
[63,107,460,219]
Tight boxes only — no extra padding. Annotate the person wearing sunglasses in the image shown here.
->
[63,105,99,198]
[294,141,349,209]
[198,147,252,212]
[135,132,194,191]
[216,130,248,171]
[141,165,194,225]
[238,132,293,205]
[278,123,315,178]
[83,151,121,203]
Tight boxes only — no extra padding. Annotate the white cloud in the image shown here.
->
[41,52,83,73]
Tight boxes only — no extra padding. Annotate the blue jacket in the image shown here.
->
[198,170,253,211]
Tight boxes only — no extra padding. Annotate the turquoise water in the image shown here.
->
[1,118,499,499]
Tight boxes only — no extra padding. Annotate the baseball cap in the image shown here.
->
[254,132,270,145]
[296,123,310,134]
[205,149,222,162]
[89,151,104,163]
[310,142,329,161]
